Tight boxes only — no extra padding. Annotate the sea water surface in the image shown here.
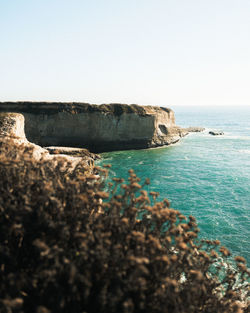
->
[99,106,250,264]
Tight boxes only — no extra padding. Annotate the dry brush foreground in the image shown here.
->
[0,139,249,313]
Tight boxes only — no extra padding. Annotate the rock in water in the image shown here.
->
[209,130,224,136]
[184,127,205,133]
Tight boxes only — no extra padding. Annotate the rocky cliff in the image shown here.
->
[0,102,187,152]
[0,112,98,170]
[0,112,27,142]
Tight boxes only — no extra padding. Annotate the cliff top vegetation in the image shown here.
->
[0,102,172,116]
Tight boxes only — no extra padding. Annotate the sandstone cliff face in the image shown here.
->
[0,102,186,152]
[0,113,27,142]
[0,112,97,170]
[0,112,50,161]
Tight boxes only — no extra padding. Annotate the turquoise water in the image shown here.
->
[99,106,250,264]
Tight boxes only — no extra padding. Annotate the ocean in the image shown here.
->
[99,106,250,264]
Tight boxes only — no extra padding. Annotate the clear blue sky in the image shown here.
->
[0,0,249,106]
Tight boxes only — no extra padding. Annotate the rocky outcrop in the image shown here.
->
[0,112,97,169]
[0,112,49,161]
[0,113,27,142]
[45,147,100,160]
[184,127,205,133]
[0,102,188,152]
[209,130,224,136]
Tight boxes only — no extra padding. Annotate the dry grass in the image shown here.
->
[0,139,249,313]
[0,102,162,116]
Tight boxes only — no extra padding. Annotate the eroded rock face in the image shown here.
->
[0,113,27,142]
[0,112,97,170]
[0,102,186,152]
[0,112,50,161]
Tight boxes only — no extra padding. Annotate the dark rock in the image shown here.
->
[0,102,171,116]
[209,131,224,136]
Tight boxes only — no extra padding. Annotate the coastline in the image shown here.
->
[0,102,196,152]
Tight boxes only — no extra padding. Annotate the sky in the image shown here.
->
[0,0,249,106]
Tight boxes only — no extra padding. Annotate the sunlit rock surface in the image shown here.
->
[0,102,188,152]
[0,112,97,169]
[0,112,27,142]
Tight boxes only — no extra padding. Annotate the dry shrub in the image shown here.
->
[0,140,249,313]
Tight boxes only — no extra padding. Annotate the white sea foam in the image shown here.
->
[238,149,250,154]
[100,156,113,161]
[226,135,250,140]
[202,128,250,140]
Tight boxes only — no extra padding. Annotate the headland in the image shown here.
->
[0,102,196,152]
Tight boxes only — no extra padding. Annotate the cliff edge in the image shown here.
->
[0,102,187,152]
[0,112,98,170]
